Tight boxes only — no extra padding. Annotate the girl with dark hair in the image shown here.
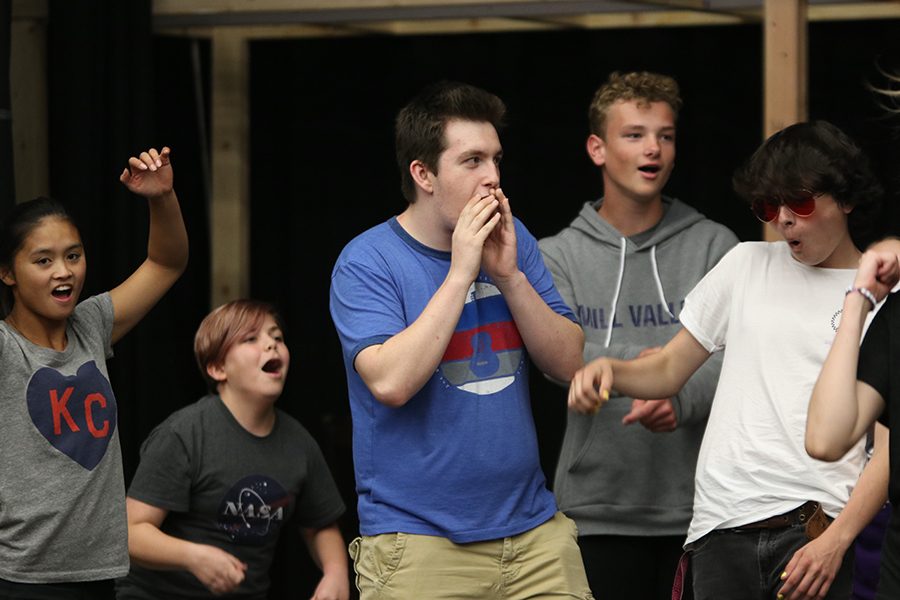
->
[0,147,188,599]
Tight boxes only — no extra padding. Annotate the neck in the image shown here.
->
[396,202,452,251]
[4,307,68,350]
[597,191,665,237]
[818,236,862,269]
[219,388,277,436]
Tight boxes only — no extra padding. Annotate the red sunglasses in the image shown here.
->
[750,195,817,223]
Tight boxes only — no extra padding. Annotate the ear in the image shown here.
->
[207,362,227,384]
[409,160,434,195]
[586,134,606,167]
[0,267,14,287]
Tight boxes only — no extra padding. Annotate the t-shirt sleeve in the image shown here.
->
[127,421,194,512]
[293,430,346,529]
[858,293,894,427]
[678,243,745,353]
[330,256,405,366]
[517,219,576,322]
[73,293,115,359]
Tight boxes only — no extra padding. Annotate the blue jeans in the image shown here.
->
[689,525,853,600]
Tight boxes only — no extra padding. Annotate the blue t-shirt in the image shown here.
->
[330,217,574,543]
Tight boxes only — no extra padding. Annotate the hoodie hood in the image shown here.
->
[567,196,705,347]
[570,196,706,250]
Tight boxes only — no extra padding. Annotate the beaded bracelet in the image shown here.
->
[845,285,877,310]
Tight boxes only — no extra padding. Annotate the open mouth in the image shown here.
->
[638,165,661,174]
[261,358,283,374]
[51,285,73,300]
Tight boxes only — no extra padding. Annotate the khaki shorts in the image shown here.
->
[349,511,594,600]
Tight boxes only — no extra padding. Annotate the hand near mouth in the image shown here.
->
[481,188,519,284]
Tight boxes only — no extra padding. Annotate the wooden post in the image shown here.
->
[763,0,807,240]
[210,28,250,308]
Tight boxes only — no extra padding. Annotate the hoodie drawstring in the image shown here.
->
[650,245,676,320]
[605,241,675,348]
[604,238,627,348]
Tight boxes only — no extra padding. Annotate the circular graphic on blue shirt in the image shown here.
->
[438,281,524,395]
[217,474,292,545]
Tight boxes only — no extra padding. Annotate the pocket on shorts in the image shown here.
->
[558,512,580,539]
[355,532,409,589]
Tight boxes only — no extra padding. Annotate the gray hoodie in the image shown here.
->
[539,197,738,536]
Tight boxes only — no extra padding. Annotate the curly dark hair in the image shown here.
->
[732,121,884,249]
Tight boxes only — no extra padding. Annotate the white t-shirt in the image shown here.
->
[680,242,868,544]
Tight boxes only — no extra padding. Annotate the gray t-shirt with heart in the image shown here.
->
[0,293,128,582]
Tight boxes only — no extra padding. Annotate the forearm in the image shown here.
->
[357,273,470,406]
[672,350,723,426]
[128,521,201,572]
[822,426,889,553]
[543,341,642,390]
[609,355,683,399]
[495,270,584,381]
[305,525,349,578]
[146,190,189,274]
[806,293,871,459]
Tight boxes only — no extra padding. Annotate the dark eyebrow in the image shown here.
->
[29,243,84,257]
[458,144,503,160]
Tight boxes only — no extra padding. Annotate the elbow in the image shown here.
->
[169,242,190,275]
[555,353,584,383]
[174,246,189,274]
[543,326,585,382]
[368,380,414,408]
[805,435,848,463]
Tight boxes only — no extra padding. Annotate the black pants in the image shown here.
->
[0,578,114,600]
[578,534,690,600]
[690,525,853,600]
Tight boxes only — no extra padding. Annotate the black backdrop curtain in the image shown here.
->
[1,0,13,215]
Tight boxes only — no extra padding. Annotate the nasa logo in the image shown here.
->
[26,361,117,470]
[217,475,293,545]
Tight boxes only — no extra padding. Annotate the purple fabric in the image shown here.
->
[852,502,892,600]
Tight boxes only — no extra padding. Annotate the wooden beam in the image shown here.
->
[154,1,900,34]
[10,10,48,202]
[809,2,900,21]
[209,28,250,308]
[159,23,356,39]
[153,0,618,14]
[764,0,807,137]
[763,0,807,241]
[544,9,751,28]
[350,16,559,34]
